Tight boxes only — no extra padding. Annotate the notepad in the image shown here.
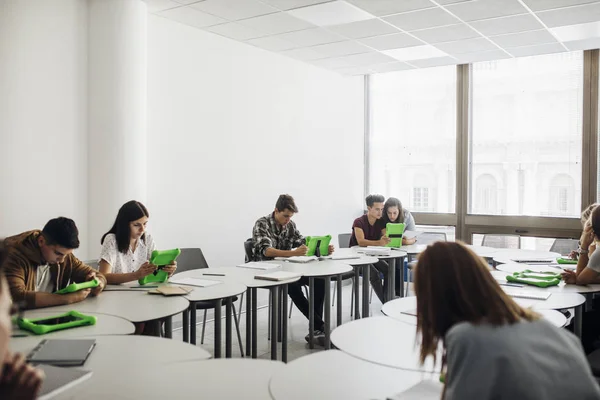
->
[37,364,92,400]
[387,380,444,400]
[357,247,391,256]
[236,262,280,270]
[148,286,193,296]
[27,339,96,367]
[512,259,555,264]
[169,277,222,288]
[506,290,551,300]
[254,271,302,282]
[284,256,318,263]
[330,254,360,261]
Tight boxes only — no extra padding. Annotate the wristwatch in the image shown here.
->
[579,247,589,254]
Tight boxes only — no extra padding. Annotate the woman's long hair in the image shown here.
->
[382,197,404,225]
[101,200,149,254]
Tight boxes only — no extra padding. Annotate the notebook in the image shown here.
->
[27,339,96,367]
[281,256,318,263]
[168,277,222,288]
[236,262,280,270]
[147,286,193,296]
[254,271,302,282]
[387,380,444,400]
[330,254,360,261]
[37,364,92,400]
[512,259,555,264]
[506,290,551,300]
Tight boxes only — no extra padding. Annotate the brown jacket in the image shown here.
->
[1,230,106,309]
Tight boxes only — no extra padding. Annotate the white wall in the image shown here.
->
[147,16,365,266]
[0,0,89,257]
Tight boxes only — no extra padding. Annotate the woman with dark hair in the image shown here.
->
[98,200,176,285]
[414,242,599,399]
[381,197,416,245]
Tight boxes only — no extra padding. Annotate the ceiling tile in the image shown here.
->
[537,2,600,28]
[246,36,298,51]
[359,33,423,50]
[434,37,498,54]
[383,44,448,61]
[275,28,345,46]
[491,29,558,48]
[189,0,278,21]
[346,0,437,17]
[409,56,457,68]
[159,6,227,28]
[411,23,480,43]
[205,22,266,40]
[384,7,460,31]
[280,47,326,60]
[238,12,315,35]
[469,14,544,36]
[171,0,203,4]
[370,61,414,73]
[144,0,181,13]
[328,18,399,39]
[312,51,396,68]
[310,40,372,57]
[522,0,599,11]
[259,0,332,11]
[551,20,600,41]
[508,42,566,57]
[445,0,529,22]
[288,1,374,26]
[563,36,600,50]
[455,49,511,63]
[334,65,374,76]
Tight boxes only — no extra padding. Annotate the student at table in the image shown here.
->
[0,272,44,399]
[562,205,600,286]
[381,197,416,245]
[98,200,177,285]
[414,241,600,400]
[567,203,599,260]
[349,194,392,303]
[1,218,106,309]
[252,194,333,346]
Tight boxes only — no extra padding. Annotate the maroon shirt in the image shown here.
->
[349,214,383,247]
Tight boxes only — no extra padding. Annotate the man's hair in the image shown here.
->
[365,194,385,207]
[275,194,298,213]
[42,217,80,249]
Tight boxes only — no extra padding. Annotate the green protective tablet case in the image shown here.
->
[557,257,578,265]
[506,270,561,288]
[305,235,331,257]
[16,311,96,335]
[137,248,181,285]
[55,279,99,295]
[385,223,405,248]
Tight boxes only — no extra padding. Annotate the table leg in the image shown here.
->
[182,309,189,343]
[164,316,173,339]
[270,287,279,360]
[388,258,396,303]
[226,297,232,358]
[324,276,331,350]
[362,265,371,318]
[252,288,257,359]
[282,284,288,363]
[214,299,222,358]
[398,256,405,298]
[309,277,315,350]
[190,305,197,345]
[354,267,360,319]
[575,304,583,339]
[337,274,342,326]
[245,288,252,357]
[277,288,283,343]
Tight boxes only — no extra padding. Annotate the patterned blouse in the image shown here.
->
[99,233,155,274]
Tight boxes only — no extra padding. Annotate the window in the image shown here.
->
[368,66,456,214]
[470,52,583,217]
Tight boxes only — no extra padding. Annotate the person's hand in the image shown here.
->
[293,245,308,256]
[136,262,156,279]
[581,223,594,249]
[162,261,177,277]
[0,352,44,400]
[328,245,335,255]
[379,236,391,246]
[86,271,104,296]
[562,269,577,284]
[66,288,91,304]
[568,250,579,260]
[403,237,417,245]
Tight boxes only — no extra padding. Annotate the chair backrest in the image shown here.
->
[0,237,6,266]
[243,238,254,263]
[417,232,447,246]
[84,259,99,270]
[482,234,521,249]
[176,248,209,272]
[338,233,352,249]
[550,238,579,255]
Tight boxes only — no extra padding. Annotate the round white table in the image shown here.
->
[466,245,503,259]
[496,262,565,274]
[12,311,135,338]
[492,249,561,266]
[269,350,442,400]
[331,316,439,372]
[353,247,409,300]
[10,335,212,400]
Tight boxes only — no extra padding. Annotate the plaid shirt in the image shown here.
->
[252,213,304,261]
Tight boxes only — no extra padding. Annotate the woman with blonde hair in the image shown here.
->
[414,241,599,399]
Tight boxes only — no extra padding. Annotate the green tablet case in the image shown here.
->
[557,257,578,265]
[137,248,181,285]
[506,270,561,288]
[305,236,331,257]
[385,223,405,248]
[17,311,97,335]
[55,279,99,295]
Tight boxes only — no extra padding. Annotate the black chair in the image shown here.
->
[338,233,351,249]
[83,259,99,270]
[244,238,253,262]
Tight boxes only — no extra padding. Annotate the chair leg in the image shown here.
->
[200,309,207,345]
[350,277,354,317]
[232,303,244,357]
[238,293,244,321]
[288,299,294,318]
[332,281,336,307]
[268,291,272,340]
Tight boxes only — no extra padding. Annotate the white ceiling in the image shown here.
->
[145,0,600,76]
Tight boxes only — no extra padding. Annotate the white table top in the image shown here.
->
[12,311,135,338]
[495,262,566,274]
[491,269,600,294]
[10,335,212,400]
[398,244,428,255]
[175,267,301,289]
[167,275,247,302]
[269,350,442,400]
[352,246,408,260]
[381,297,567,328]
[38,290,189,323]
[492,249,562,265]
[331,316,440,372]
[328,248,380,266]
[466,245,503,258]
[268,259,353,277]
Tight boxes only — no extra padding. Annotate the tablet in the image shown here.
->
[305,235,332,257]
[138,248,181,285]
[17,311,97,335]
[386,223,405,248]
[55,279,99,295]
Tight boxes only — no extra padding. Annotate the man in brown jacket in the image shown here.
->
[1,217,106,309]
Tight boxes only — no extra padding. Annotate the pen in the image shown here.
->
[499,283,524,288]
[132,285,158,288]
[203,273,225,276]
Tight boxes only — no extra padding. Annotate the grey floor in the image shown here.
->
[170,278,395,361]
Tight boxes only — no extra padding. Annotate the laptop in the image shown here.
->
[27,339,96,367]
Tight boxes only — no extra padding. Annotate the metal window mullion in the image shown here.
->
[582,50,599,208]
[456,64,471,242]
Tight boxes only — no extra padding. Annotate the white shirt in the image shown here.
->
[99,233,155,274]
[35,264,54,293]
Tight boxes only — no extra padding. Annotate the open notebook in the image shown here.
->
[27,339,96,367]
[37,364,92,400]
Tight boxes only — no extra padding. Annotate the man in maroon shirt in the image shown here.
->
[349,194,391,303]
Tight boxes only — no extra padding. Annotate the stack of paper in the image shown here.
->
[254,271,302,282]
[236,262,280,270]
[357,246,391,256]
[285,256,318,263]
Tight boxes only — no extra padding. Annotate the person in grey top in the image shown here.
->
[414,241,600,400]
[563,204,600,285]
[381,197,417,245]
